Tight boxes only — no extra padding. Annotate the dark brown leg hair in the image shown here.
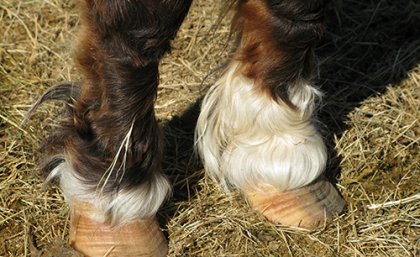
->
[234,0,329,106]
[37,0,192,215]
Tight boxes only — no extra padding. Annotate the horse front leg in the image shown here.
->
[196,0,345,228]
[37,0,192,255]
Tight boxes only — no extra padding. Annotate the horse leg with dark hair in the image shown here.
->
[36,0,192,255]
[196,0,345,228]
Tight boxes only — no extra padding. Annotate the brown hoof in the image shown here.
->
[245,177,346,228]
[69,201,167,257]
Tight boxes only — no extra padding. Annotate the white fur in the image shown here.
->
[44,121,171,224]
[195,62,327,192]
[46,159,171,225]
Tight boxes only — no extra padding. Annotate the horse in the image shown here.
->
[28,0,345,256]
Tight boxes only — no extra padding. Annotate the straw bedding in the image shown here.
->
[0,0,418,256]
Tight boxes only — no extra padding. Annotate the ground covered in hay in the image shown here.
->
[1,0,419,256]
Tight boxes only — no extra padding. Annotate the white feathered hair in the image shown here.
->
[195,62,327,192]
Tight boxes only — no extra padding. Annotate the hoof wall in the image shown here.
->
[246,178,346,228]
[69,201,167,257]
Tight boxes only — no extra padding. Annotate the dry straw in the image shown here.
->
[1,0,418,256]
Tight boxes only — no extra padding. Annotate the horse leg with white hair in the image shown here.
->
[30,0,346,255]
[196,0,345,228]
[30,0,192,256]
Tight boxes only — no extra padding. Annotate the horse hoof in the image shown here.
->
[69,201,167,257]
[245,177,346,228]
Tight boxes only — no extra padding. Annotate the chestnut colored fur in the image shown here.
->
[32,0,331,225]
[69,0,192,191]
[235,0,329,105]
[35,0,192,221]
